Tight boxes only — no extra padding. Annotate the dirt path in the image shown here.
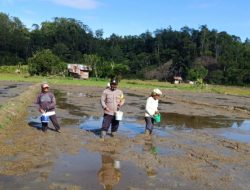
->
[0,82,250,190]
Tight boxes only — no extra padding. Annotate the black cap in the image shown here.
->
[110,77,118,85]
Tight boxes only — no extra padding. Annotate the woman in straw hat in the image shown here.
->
[36,82,61,132]
[144,88,162,135]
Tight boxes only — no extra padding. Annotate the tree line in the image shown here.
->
[0,12,250,85]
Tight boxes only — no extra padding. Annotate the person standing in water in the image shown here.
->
[100,77,125,139]
[36,82,61,132]
[144,88,162,135]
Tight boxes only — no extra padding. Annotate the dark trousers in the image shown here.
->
[145,117,154,133]
[41,114,60,131]
[101,114,119,132]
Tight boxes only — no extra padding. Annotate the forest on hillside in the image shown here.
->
[0,12,250,85]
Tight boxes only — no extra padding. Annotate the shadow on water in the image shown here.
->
[28,116,42,129]
[27,116,62,132]
[79,117,102,136]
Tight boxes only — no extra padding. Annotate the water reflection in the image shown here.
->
[143,137,158,177]
[80,117,170,137]
[221,132,250,143]
[98,154,121,190]
[232,120,250,131]
[54,89,89,117]
[54,88,243,131]
[221,120,250,143]
[160,112,242,129]
[143,137,158,155]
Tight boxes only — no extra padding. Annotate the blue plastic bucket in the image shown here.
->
[41,114,49,123]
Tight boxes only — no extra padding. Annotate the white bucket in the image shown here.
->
[44,111,56,116]
[115,111,123,121]
[114,160,121,169]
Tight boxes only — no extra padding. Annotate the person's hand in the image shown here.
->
[104,107,110,112]
[117,104,121,110]
[40,109,45,113]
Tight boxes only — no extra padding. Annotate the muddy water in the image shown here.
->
[219,120,250,143]
[0,81,33,107]
[78,113,250,142]
[0,150,149,190]
[160,112,242,129]
[48,149,169,190]
[1,83,250,190]
[54,87,250,189]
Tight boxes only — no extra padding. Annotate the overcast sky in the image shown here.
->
[1,0,249,41]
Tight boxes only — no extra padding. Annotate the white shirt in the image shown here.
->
[145,96,158,117]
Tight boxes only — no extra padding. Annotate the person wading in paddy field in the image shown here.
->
[36,82,61,133]
[144,88,162,135]
[100,77,125,139]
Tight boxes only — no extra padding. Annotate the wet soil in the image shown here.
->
[0,81,33,107]
[0,82,250,190]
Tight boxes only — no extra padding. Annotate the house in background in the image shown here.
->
[173,76,183,84]
[67,64,91,79]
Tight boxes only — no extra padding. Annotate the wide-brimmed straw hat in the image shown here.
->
[152,88,162,95]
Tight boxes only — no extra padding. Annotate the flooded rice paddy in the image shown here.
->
[1,82,250,190]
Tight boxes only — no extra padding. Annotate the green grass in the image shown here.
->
[1,73,250,96]
[0,65,28,73]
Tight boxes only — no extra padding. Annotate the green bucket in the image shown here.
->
[153,113,161,123]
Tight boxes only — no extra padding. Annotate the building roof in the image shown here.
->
[67,64,91,71]
[173,76,183,80]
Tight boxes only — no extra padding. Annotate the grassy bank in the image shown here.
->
[1,73,250,96]
[0,83,39,129]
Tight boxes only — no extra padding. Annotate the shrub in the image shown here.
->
[28,49,66,76]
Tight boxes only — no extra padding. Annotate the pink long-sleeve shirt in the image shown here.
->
[100,88,125,116]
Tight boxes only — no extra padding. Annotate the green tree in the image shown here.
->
[83,54,101,80]
[0,13,30,65]
[188,66,208,81]
[113,64,129,78]
[208,70,224,84]
[28,49,66,76]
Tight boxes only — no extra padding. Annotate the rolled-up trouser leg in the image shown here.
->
[101,114,113,132]
[145,117,154,133]
[50,115,60,131]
